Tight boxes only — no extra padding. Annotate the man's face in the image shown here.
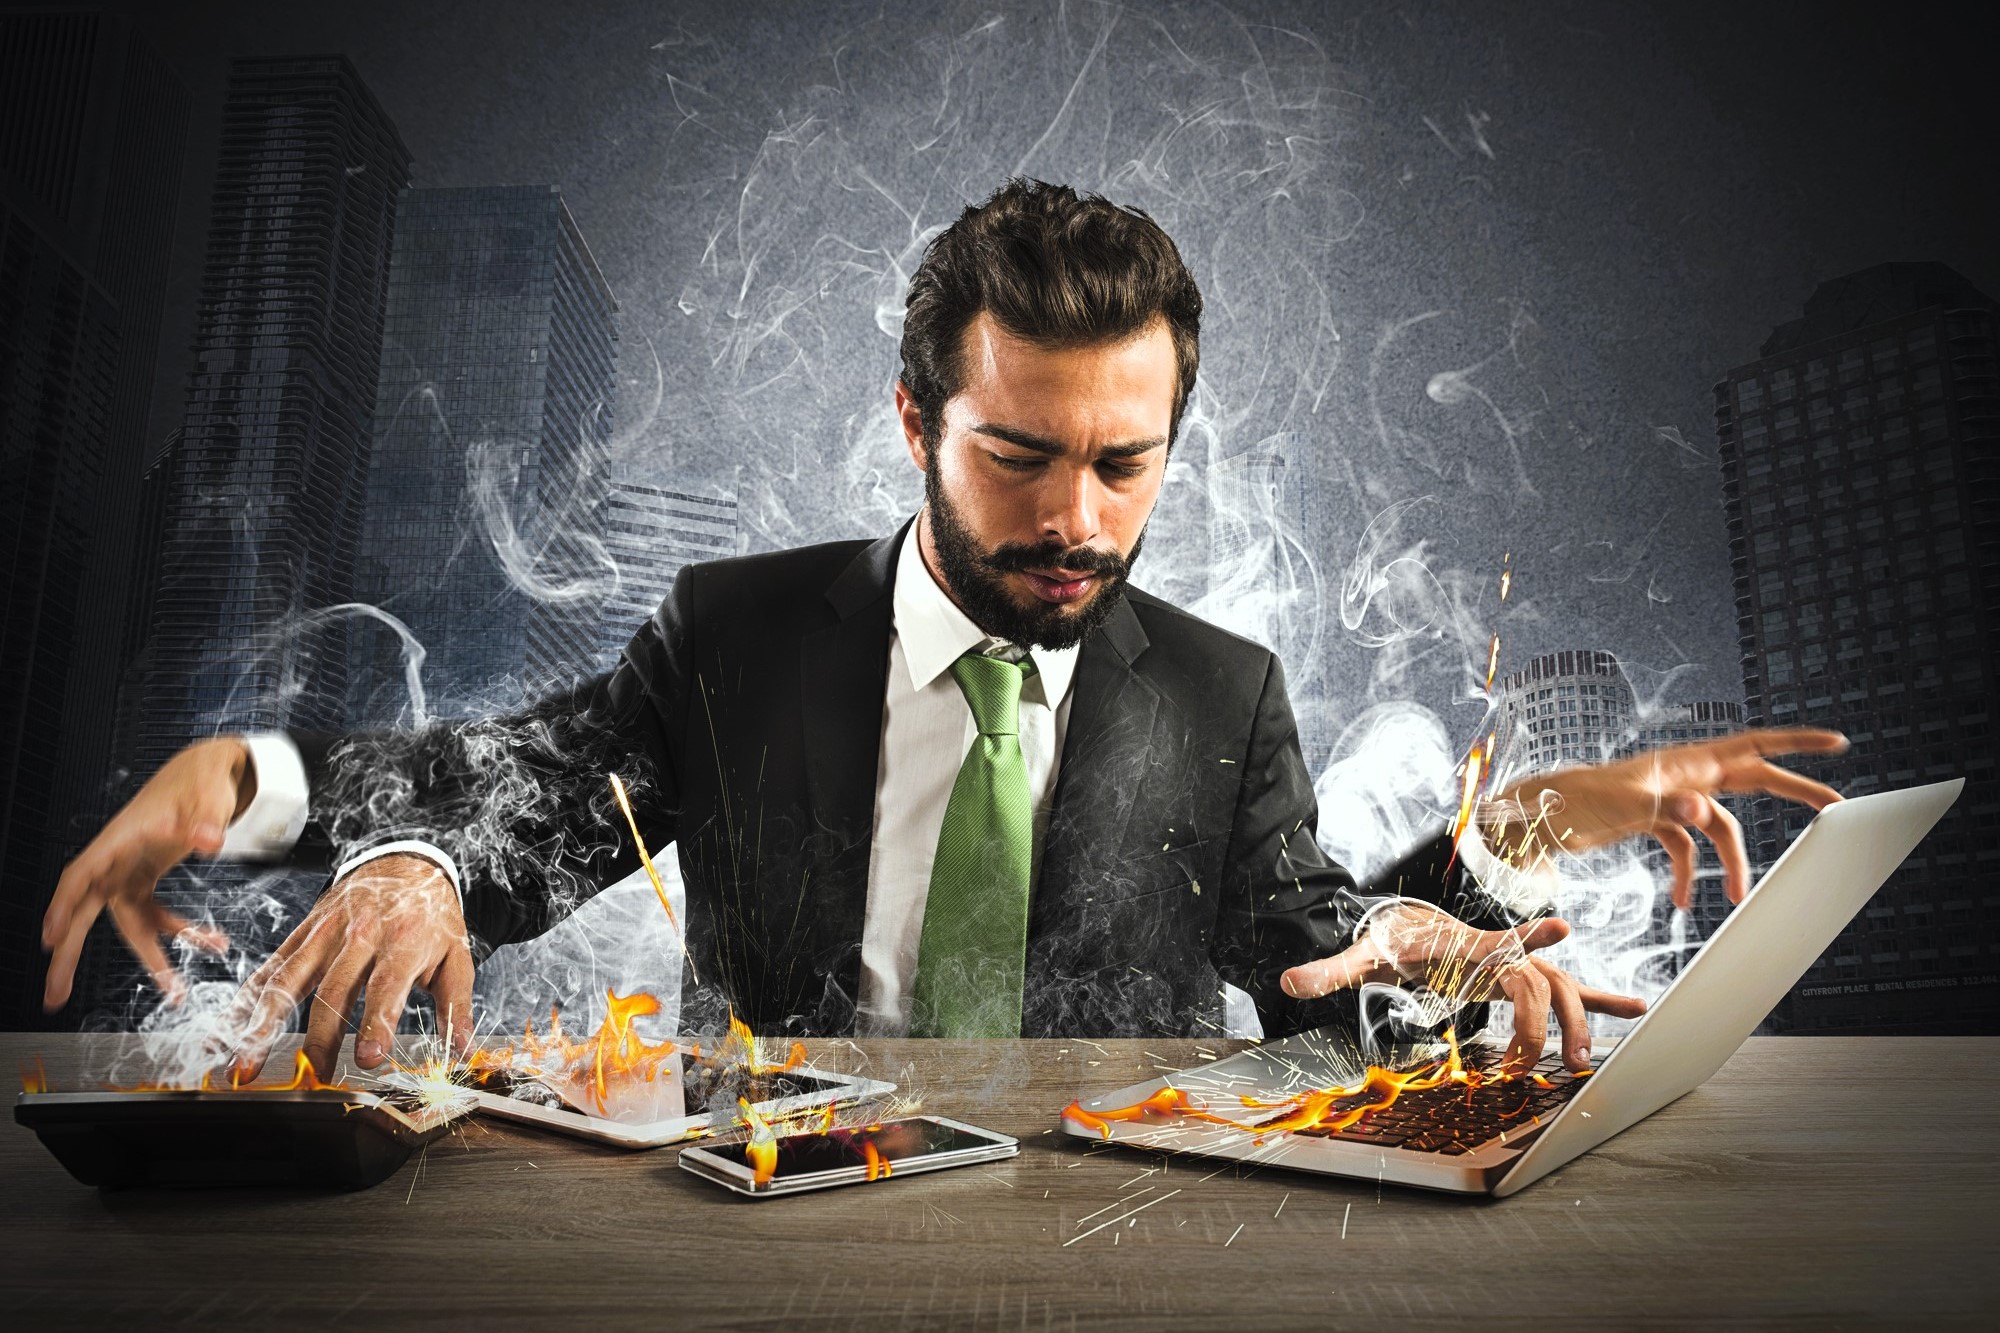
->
[897,311,1176,650]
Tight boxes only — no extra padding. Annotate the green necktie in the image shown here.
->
[911,652,1037,1037]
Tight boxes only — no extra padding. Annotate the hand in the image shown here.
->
[228,853,474,1081]
[1485,727,1847,909]
[1279,900,1648,1076]
[40,738,245,1010]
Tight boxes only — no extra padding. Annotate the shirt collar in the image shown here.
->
[892,521,1080,708]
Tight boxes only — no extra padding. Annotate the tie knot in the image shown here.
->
[950,652,1032,736]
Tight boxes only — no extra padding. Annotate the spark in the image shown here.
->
[1224,1223,1245,1247]
[608,773,697,985]
[1341,1201,1351,1238]
[1063,1189,1181,1247]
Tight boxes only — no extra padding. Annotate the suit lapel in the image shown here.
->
[1034,596,1161,937]
[797,525,902,1027]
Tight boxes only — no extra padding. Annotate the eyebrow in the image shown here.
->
[971,422,1168,459]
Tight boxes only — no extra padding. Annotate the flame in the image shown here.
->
[608,772,698,986]
[738,1096,779,1186]
[721,1012,806,1077]
[463,988,683,1116]
[862,1137,891,1181]
[1063,1031,1522,1142]
[268,1050,338,1092]
[21,1057,49,1094]
[100,1048,347,1095]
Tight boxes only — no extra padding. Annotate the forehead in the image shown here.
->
[950,312,1177,435]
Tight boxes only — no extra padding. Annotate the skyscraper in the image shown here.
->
[345,186,619,724]
[1496,648,1637,774]
[0,10,189,1025]
[141,56,410,767]
[593,481,740,670]
[1714,262,2000,1033]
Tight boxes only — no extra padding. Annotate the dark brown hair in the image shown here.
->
[899,178,1203,446]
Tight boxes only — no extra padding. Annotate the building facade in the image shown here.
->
[346,186,619,724]
[0,10,188,1026]
[141,56,410,767]
[1496,648,1637,774]
[1714,262,2000,1032]
[593,480,740,670]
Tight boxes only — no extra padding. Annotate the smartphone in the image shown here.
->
[678,1114,1018,1197]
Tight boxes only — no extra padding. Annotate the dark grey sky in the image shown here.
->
[83,0,1998,751]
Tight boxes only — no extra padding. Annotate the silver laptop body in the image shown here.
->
[1061,779,1963,1197]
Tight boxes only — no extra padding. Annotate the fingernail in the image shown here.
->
[356,1039,382,1066]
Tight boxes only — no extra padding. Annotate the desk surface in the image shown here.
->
[3,1033,1995,1330]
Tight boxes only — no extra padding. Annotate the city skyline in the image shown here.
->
[0,4,1991,1033]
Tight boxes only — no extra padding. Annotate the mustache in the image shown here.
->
[981,540,1132,578]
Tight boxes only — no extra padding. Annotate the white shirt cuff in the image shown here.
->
[1456,816,1560,916]
[335,840,463,898]
[219,732,310,861]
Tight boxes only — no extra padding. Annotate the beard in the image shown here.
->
[923,463,1144,652]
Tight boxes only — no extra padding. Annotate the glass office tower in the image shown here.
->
[346,186,619,724]
[141,56,411,767]
[1714,262,2000,1032]
[0,11,189,1026]
[592,480,739,671]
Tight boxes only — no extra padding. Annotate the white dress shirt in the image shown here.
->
[854,529,1079,1034]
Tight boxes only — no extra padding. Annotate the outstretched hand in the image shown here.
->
[41,738,242,1010]
[1280,900,1647,1076]
[1485,727,1847,909]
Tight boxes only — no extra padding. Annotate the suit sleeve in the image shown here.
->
[1208,653,1528,1040]
[283,567,697,959]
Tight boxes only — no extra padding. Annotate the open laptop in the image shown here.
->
[1062,778,1962,1197]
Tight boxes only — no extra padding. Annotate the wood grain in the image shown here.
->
[3,1034,1995,1330]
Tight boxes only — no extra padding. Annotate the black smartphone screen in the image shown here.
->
[704,1118,995,1178]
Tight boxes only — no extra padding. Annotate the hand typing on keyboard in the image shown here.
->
[1278,900,1647,1077]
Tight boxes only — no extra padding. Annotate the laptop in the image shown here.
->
[1062,778,1962,1197]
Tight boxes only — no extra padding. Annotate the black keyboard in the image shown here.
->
[1271,1054,1592,1156]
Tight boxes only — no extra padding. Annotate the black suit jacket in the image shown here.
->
[293,523,1514,1038]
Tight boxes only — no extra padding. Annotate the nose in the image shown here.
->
[1040,465,1101,552]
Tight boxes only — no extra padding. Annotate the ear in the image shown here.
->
[893,380,929,473]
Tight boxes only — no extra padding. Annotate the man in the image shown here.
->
[40,180,1842,1082]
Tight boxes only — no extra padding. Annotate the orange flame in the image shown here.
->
[738,1096,778,1185]
[722,1012,806,1077]
[463,988,683,1115]
[20,1056,49,1094]
[1063,1031,1517,1142]
[862,1137,891,1181]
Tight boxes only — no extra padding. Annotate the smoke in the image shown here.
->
[103,2,1735,1070]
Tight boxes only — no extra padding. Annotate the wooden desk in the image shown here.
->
[3,1034,1994,1329]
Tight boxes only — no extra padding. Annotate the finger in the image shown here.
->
[302,942,374,1081]
[1465,916,1569,972]
[1682,792,1751,903]
[110,900,186,1006]
[426,943,477,1058]
[1280,943,1392,1000]
[148,903,230,957]
[1536,958,1591,1072]
[1498,961,1551,1078]
[1714,728,1848,760]
[42,888,107,1011]
[1648,819,1699,911]
[1575,981,1649,1020]
[354,950,426,1069]
[1726,760,1843,810]
[42,852,107,951]
[231,919,342,1081]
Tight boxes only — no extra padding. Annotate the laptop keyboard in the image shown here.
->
[1273,1053,1592,1156]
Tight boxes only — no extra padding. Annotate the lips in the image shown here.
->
[1021,569,1095,604]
